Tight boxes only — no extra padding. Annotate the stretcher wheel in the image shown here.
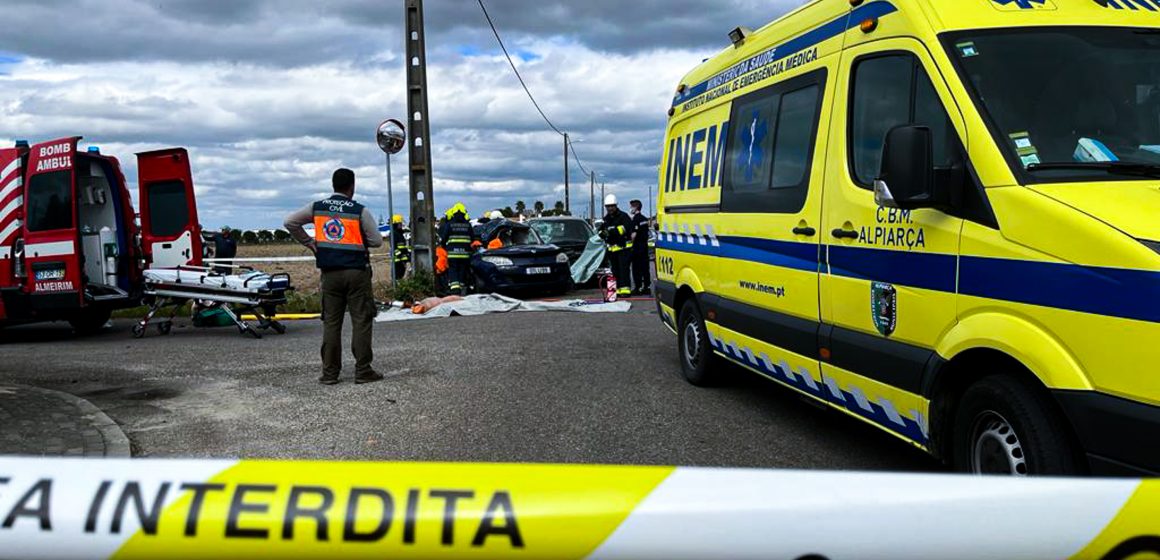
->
[158,322,172,336]
[132,324,146,339]
[269,321,286,335]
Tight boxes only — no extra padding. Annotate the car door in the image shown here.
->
[137,148,201,269]
[818,39,967,446]
[22,137,83,307]
[704,68,830,395]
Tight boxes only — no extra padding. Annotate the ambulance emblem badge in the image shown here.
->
[871,282,898,337]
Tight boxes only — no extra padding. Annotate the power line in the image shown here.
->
[477,0,595,179]
[476,0,563,136]
[568,138,590,177]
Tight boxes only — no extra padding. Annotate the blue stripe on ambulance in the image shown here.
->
[961,257,1160,324]
[656,236,820,273]
[658,235,1160,323]
[672,1,900,108]
[708,334,929,443]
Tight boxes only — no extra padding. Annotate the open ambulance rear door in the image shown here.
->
[137,148,201,268]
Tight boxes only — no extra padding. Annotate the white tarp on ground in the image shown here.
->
[376,293,631,322]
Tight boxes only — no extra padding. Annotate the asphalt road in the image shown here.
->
[0,302,938,472]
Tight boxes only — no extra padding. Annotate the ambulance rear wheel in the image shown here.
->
[69,308,111,336]
[677,299,719,387]
[953,375,1082,476]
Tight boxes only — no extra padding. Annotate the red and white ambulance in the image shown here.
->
[0,137,201,332]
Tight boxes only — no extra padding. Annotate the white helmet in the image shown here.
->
[604,194,618,206]
[490,211,503,220]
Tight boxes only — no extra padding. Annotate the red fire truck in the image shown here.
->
[0,137,201,333]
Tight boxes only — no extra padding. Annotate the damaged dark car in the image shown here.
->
[471,219,572,296]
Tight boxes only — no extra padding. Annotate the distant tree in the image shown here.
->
[553,200,565,216]
[515,200,526,216]
[502,206,515,218]
[241,230,259,245]
[533,201,544,216]
[257,230,274,243]
[273,229,292,242]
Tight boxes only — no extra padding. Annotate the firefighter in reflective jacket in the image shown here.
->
[390,214,410,281]
[438,203,479,295]
[600,194,634,297]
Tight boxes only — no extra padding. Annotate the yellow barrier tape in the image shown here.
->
[3,458,1159,559]
[239,314,320,321]
[1073,479,1160,560]
[112,461,672,559]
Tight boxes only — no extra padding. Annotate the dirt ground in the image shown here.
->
[234,242,393,297]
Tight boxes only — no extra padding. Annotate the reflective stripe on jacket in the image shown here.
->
[440,216,476,259]
[602,210,633,252]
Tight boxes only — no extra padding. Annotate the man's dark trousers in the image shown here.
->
[632,245,651,293]
[321,268,376,380]
[610,250,631,293]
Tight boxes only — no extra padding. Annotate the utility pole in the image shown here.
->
[589,171,595,226]
[405,0,436,273]
[600,182,605,210]
[563,133,570,215]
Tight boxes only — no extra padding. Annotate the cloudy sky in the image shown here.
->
[0,0,799,229]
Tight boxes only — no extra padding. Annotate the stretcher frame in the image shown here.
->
[134,265,291,339]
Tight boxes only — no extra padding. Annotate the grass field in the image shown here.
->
[235,243,393,295]
[113,243,398,318]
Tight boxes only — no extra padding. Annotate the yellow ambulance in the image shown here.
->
[655,0,1160,476]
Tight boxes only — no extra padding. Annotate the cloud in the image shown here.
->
[0,0,802,227]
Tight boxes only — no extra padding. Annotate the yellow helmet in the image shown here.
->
[392,214,404,224]
[445,203,469,220]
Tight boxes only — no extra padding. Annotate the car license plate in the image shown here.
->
[527,267,552,275]
[35,268,65,281]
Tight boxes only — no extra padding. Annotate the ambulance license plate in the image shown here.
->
[527,267,552,275]
[35,268,66,281]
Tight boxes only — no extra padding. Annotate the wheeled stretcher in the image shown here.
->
[135,266,293,338]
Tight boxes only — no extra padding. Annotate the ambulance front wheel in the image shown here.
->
[952,375,1083,476]
[677,299,720,387]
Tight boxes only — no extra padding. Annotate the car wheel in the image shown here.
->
[677,299,720,386]
[952,375,1083,476]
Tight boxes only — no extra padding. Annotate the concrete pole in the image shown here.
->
[563,133,571,215]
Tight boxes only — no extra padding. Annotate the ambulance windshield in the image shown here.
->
[948,27,1160,182]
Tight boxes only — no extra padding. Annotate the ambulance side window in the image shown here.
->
[850,53,956,187]
[722,68,827,214]
[145,181,190,237]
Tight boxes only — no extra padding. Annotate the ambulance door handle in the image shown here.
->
[831,228,859,240]
[792,226,816,237]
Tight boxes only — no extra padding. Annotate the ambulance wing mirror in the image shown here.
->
[876,125,942,210]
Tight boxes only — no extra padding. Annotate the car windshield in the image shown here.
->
[492,225,543,247]
[531,220,590,243]
[947,27,1160,181]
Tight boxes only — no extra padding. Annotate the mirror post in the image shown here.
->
[377,119,407,289]
[386,152,395,286]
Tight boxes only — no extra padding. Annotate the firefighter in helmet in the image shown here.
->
[390,214,410,281]
[437,203,480,295]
